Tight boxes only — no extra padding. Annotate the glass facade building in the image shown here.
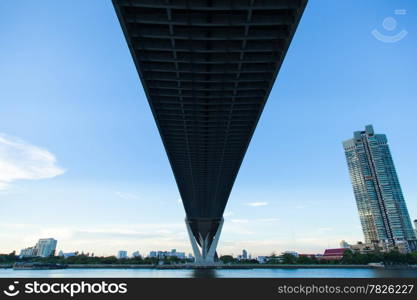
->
[34,238,57,257]
[343,125,416,251]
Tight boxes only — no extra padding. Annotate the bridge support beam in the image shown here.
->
[185,218,224,265]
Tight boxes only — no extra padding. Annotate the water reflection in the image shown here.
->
[372,269,417,278]
[1,268,417,278]
[192,269,218,278]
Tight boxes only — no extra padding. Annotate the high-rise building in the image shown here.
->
[117,250,128,259]
[414,220,417,237]
[19,247,37,258]
[132,251,141,258]
[340,240,350,248]
[35,238,57,257]
[343,125,417,251]
[146,249,186,259]
[242,249,248,260]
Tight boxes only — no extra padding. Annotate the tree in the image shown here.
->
[297,255,313,264]
[341,250,354,264]
[219,255,234,264]
[282,253,297,264]
[383,250,407,264]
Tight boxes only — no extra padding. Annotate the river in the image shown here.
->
[1,268,417,278]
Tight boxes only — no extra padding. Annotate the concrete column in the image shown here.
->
[185,218,224,265]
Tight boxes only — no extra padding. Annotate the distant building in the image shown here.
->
[117,250,128,259]
[340,240,350,248]
[158,251,168,259]
[132,251,141,258]
[173,252,186,259]
[58,251,77,258]
[237,249,249,261]
[166,249,185,259]
[394,240,411,254]
[19,247,37,258]
[35,238,57,257]
[414,220,417,237]
[148,249,186,259]
[20,238,57,258]
[349,242,378,254]
[257,256,269,264]
[343,125,417,252]
[322,248,349,260]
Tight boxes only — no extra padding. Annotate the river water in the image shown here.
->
[1,268,417,278]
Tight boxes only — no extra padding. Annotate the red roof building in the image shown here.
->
[298,254,316,258]
[322,248,349,260]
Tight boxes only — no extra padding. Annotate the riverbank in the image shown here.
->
[2,263,415,270]
[0,263,389,269]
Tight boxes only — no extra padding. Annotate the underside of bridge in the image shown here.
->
[113,0,307,264]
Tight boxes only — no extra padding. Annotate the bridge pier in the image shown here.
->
[113,0,308,260]
[185,218,224,265]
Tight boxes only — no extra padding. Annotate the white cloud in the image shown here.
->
[294,202,312,209]
[294,205,307,209]
[317,227,333,233]
[230,219,249,223]
[245,201,268,207]
[0,133,65,189]
[115,191,140,201]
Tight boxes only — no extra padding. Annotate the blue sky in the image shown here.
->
[1,0,416,257]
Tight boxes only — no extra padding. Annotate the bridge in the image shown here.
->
[112,0,307,264]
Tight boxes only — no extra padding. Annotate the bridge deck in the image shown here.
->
[113,0,307,248]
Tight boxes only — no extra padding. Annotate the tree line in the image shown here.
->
[2,250,417,265]
[219,250,417,265]
[0,251,192,265]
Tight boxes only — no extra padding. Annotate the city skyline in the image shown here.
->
[1,0,417,256]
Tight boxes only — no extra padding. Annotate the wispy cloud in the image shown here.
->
[0,133,65,189]
[245,201,268,207]
[317,227,333,234]
[231,219,249,223]
[115,191,140,201]
[294,202,312,209]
